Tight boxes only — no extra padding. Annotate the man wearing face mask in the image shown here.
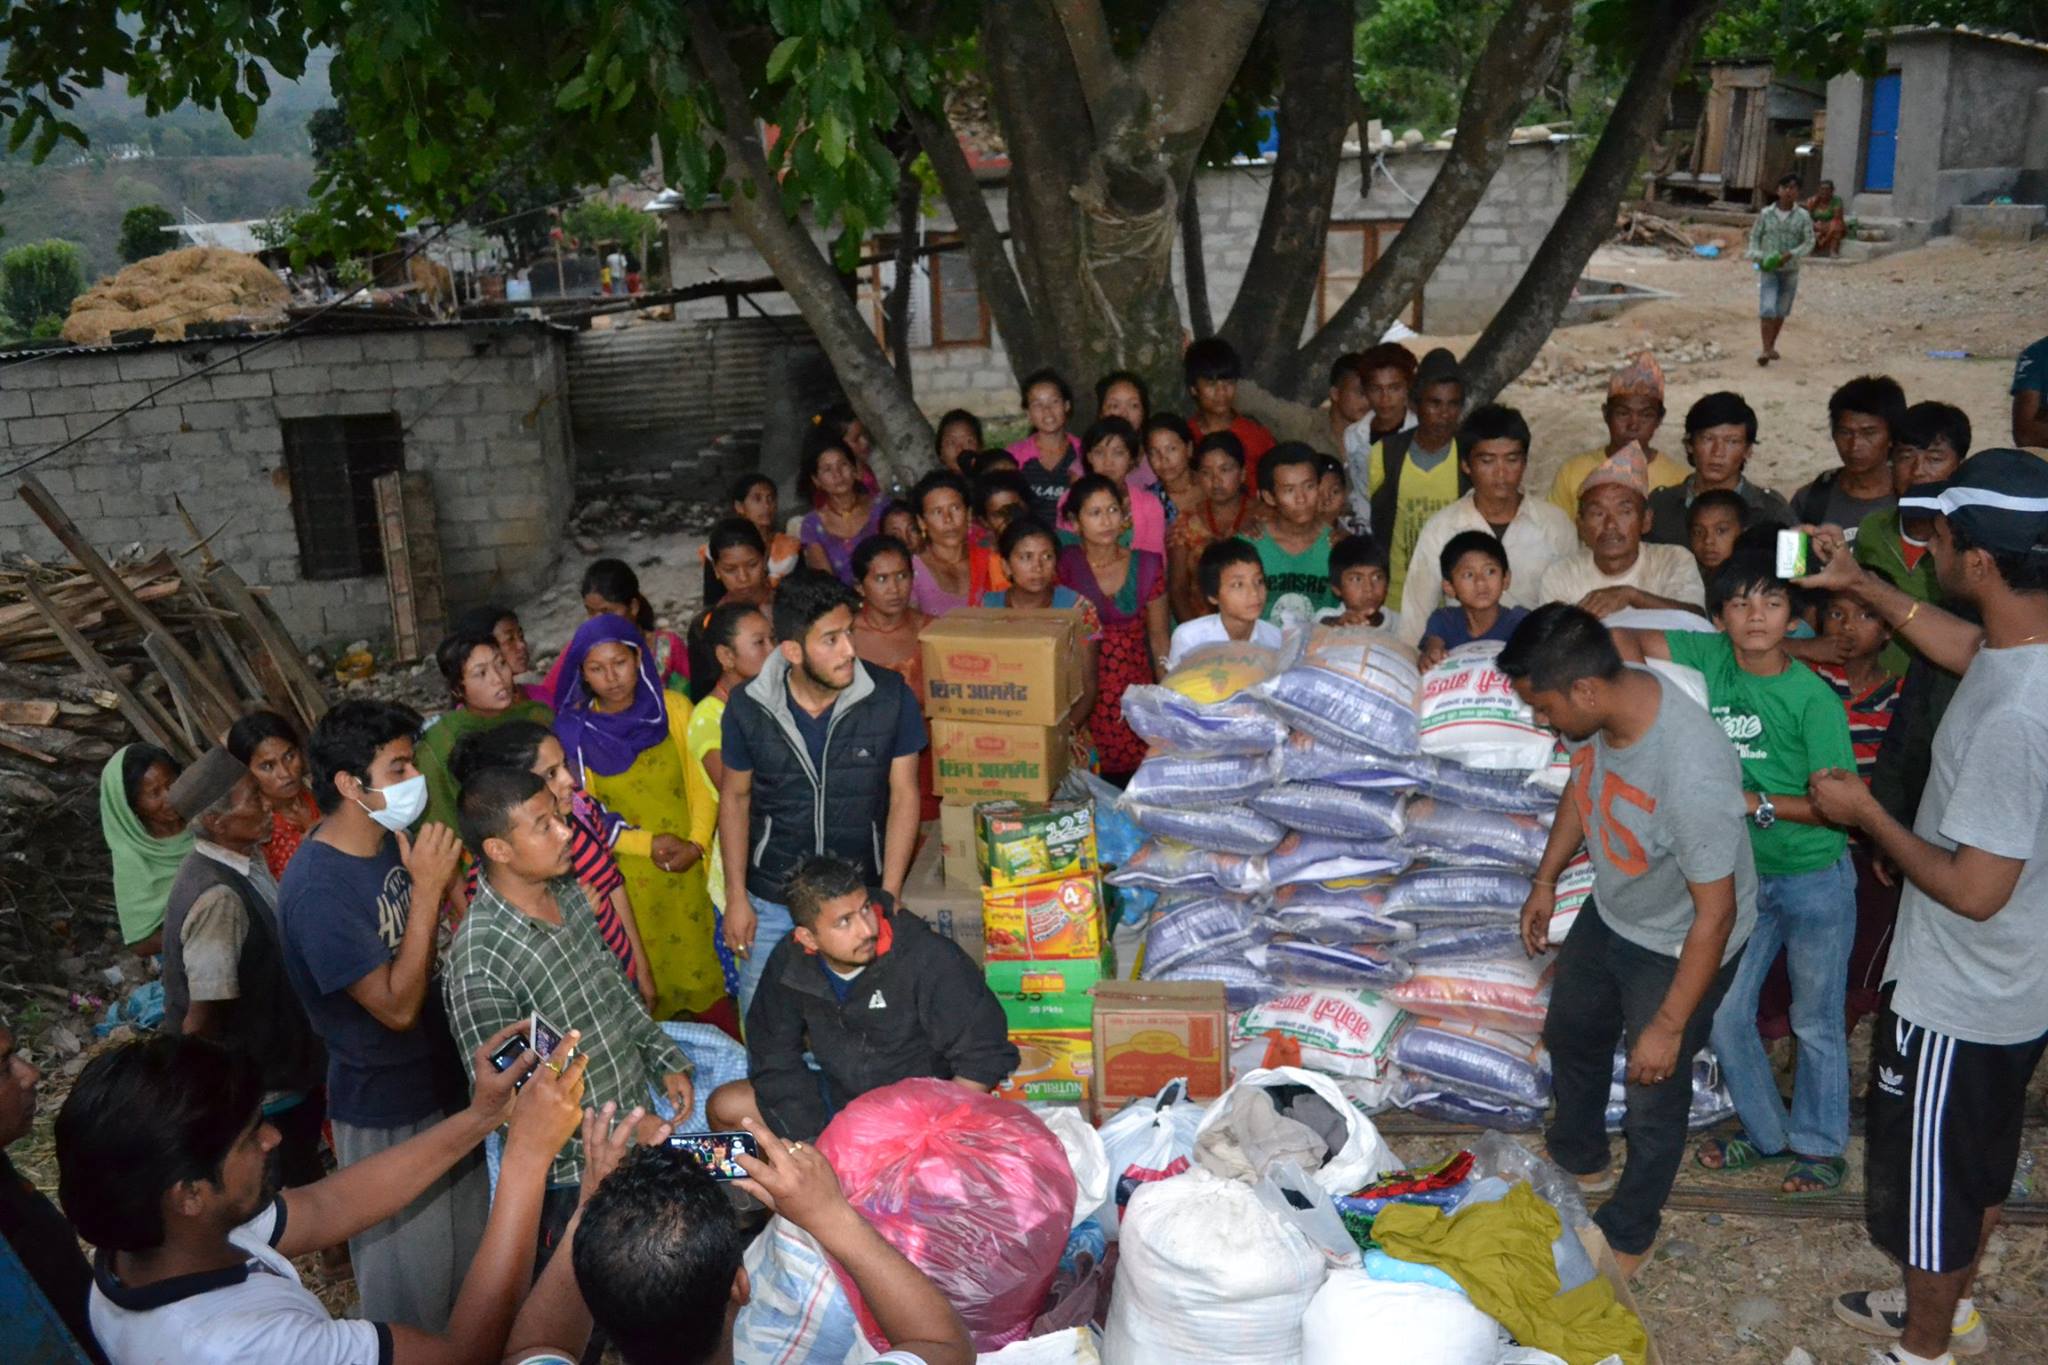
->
[278,699,481,1332]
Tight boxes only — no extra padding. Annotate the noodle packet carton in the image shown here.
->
[982,874,1107,961]
[975,799,1097,890]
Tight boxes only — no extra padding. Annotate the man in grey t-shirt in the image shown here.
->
[1501,604,1755,1273]
[1802,449,2048,1364]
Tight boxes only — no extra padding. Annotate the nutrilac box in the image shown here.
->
[922,608,1085,726]
[997,1029,1093,1106]
[976,799,1097,889]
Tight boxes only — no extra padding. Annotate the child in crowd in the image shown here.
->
[705,517,773,609]
[1359,346,1468,605]
[1096,369,1151,433]
[1686,488,1749,586]
[968,469,1028,595]
[1077,415,1167,556]
[453,603,549,705]
[1610,539,1858,1198]
[1010,367,1083,525]
[1419,530,1524,667]
[1321,533,1396,632]
[934,409,983,474]
[1184,336,1275,485]
[1315,454,1356,533]
[1142,413,1204,525]
[552,558,685,695]
[880,499,925,557]
[1058,474,1168,782]
[1169,431,1256,621]
[986,518,1101,769]
[1251,442,1339,623]
[700,473,801,607]
[686,598,779,1004]
[1167,537,1281,668]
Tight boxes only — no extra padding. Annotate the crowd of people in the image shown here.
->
[6,327,2046,1365]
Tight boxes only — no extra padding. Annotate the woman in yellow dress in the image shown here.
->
[552,614,723,1020]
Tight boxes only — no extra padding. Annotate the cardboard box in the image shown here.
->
[1580,1224,1664,1365]
[996,1028,1093,1105]
[985,949,1115,1031]
[976,799,1097,890]
[982,874,1107,962]
[922,607,1086,726]
[932,718,1071,803]
[1091,979,1231,1108]
[938,800,981,889]
[896,831,985,965]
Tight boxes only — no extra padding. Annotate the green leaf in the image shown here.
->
[556,74,591,110]
[603,54,626,91]
[766,36,803,83]
[464,86,494,119]
[817,109,846,168]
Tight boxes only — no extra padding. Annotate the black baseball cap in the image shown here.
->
[1899,448,2048,555]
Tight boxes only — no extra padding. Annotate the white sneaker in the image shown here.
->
[1836,1288,1987,1356]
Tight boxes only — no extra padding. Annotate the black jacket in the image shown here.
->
[745,900,1018,1140]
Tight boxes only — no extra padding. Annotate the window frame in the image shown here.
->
[280,412,407,581]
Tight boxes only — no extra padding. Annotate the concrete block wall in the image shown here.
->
[0,322,576,647]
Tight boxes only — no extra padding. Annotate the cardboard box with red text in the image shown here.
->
[922,608,1085,726]
[931,717,1072,803]
[1091,979,1231,1109]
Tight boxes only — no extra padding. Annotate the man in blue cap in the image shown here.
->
[1798,449,2048,1365]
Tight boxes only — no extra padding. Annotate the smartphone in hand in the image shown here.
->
[667,1130,763,1180]
[488,1013,570,1090]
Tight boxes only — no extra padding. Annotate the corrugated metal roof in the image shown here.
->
[0,315,571,363]
[566,316,818,436]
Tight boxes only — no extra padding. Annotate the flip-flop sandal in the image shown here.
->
[1694,1134,1793,1172]
[1781,1155,1847,1198]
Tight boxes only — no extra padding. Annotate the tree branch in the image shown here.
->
[901,83,1044,375]
[1461,0,1726,405]
[1287,0,1574,401]
[684,0,933,477]
[1220,0,1354,391]
[1133,0,1272,147]
[1048,0,1123,131]
[1181,177,1214,338]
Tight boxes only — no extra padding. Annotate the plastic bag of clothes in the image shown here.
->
[1263,832,1408,888]
[1401,796,1552,870]
[1387,954,1555,1034]
[1104,1167,1327,1364]
[1124,752,1274,807]
[1141,896,1260,978]
[1260,879,1411,945]
[730,1217,867,1363]
[1394,1019,1552,1110]
[1302,1272,1503,1365]
[1192,1064,1401,1194]
[1418,640,1557,772]
[1252,936,1415,990]
[1231,990,1409,1082]
[815,1079,1075,1352]
[1122,800,1288,856]
[1273,729,1433,789]
[1121,687,1285,757]
[1334,1150,1480,1222]
[1031,1105,1112,1232]
[1256,629,1422,757]
[1098,1079,1208,1236]
[1249,782,1407,842]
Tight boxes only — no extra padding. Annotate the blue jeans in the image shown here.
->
[735,895,795,1025]
[1709,853,1856,1158]
[1759,268,1799,319]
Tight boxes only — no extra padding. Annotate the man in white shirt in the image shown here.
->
[57,1023,593,1365]
[498,1117,972,1365]
[1538,443,1707,617]
[1398,403,1578,642]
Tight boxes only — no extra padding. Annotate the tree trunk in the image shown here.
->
[1461,0,1725,406]
[883,144,919,388]
[685,0,933,482]
[1180,177,1213,339]
[1286,0,1575,403]
[1222,0,1355,394]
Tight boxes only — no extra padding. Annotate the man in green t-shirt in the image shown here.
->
[1610,537,1857,1197]
[1252,441,1340,622]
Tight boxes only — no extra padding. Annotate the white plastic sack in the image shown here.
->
[1121,687,1286,757]
[1274,729,1433,788]
[1547,852,1596,945]
[1124,752,1273,806]
[1387,954,1556,1034]
[1301,1270,1504,1365]
[731,1217,866,1364]
[1418,640,1556,772]
[1231,990,1409,1082]
[1401,796,1552,870]
[1097,1079,1208,1236]
[1253,936,1414,990]
[1140,896,1259,978]
[1031,1105,1111,1232]
[981,1328,1102,1363]
[1103,1167,1326,1365]
[1260,879,1412,945]
[1393,1018,1552,1110]
[1123,800,1288,856]
[1249,782,1407,841]
[1193,1064,1401,1194]
[1256,630,1422,757]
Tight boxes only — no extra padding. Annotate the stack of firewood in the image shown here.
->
[1613,209,1701,255]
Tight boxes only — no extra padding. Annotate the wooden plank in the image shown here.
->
[205,566,329,728]
[21,579,193,762]
[169,550,273,708]
[0,700,59,726]
[143,632,232,748]
[0,728,57,764]
[14,476,241,719]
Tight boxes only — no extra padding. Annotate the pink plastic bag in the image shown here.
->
[816,1078,1077,1352]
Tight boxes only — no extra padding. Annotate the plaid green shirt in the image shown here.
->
[1748,204,1815,272]
[445,873,691,1185]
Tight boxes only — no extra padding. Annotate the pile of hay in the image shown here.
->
[62,247,289,345]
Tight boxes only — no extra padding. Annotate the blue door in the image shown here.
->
[1864,72,1900,192]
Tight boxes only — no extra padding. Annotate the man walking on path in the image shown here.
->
[1800,449,2048,1365]
[1749,173,1815,366]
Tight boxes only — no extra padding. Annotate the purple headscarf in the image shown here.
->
[552,614,670,778]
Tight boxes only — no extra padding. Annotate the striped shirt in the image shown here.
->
[444,874,691,1185]
[464,797,633,973]
[1814,663,1903,782]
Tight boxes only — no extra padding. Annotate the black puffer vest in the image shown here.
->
[725,652,915,902]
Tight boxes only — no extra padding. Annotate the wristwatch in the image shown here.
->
[1752,793,1777,830]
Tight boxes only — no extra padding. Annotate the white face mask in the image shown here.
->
[356,773,428,833]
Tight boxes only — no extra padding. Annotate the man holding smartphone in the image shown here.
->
[445,766,697,1253]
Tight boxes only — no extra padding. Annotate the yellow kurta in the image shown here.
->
[583,703,724,1019]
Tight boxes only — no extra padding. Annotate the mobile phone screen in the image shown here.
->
[667,1131,762,1181]
[530,1014,565,1063]
[488,1034,531,1087]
